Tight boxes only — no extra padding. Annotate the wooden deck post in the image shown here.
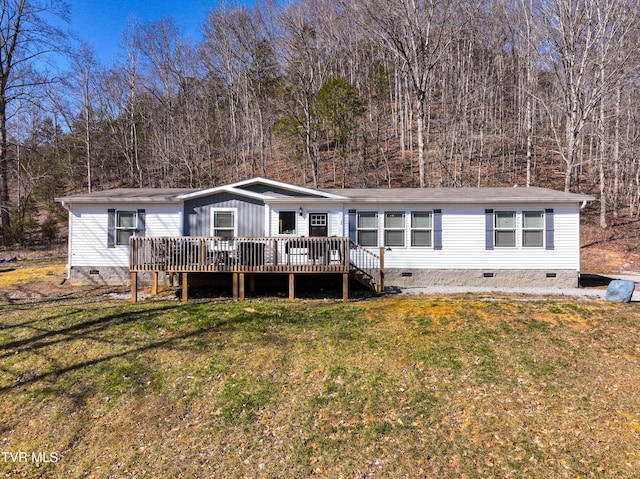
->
[289,273,295,301]
[343,273,349,302]
[151,271,158,296]
[232,273,239,301]
[130,271,138,303]
[239,273,245,301]
[379,247,385,293]
[181,273,188,303]
[273,239,278,266]
[249,274,255,293]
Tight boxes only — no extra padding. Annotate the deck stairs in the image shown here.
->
[348,241,382,293]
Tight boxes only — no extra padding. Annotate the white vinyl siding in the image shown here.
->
[348,203,580,271]
[68,204,182,268]
[269,206,342,237]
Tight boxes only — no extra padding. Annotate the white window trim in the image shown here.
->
[357,211,379,247]
[384,211,406,248]
[116,210,137,246]
[410,210,433,248]
[210,208,238,237]
[494,211,517,248]
[522,210,545,248]
[494,210,546,249]
[278,210,297,235]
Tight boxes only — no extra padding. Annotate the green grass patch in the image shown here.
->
[1,294,640,477]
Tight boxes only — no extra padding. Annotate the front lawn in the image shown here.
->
[1,293,639,478]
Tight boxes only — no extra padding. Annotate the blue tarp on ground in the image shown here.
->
[0,257,17,264]
[606,279,635,303]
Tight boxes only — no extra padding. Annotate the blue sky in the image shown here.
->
[66,0,253,65]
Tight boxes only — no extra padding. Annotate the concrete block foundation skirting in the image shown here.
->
[384,268,580,289]
[69,266,170,286]
[69,266,580,290]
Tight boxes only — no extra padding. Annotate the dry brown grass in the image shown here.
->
[1,286,640,478]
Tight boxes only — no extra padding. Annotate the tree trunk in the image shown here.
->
[0,98,9,242]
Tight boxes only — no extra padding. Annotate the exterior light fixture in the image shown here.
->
[299,207,303,217]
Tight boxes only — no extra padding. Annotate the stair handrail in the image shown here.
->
[348,240,383,292]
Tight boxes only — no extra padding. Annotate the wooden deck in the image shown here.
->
[129,236,383,302]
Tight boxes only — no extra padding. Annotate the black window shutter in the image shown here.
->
[545,208,554,250]
[485,209,494,250]
[107,209,116,248]
[137,209,146,236]
[348,209,356,243]
[433,209,442,250]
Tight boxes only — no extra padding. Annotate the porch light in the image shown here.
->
[299,207,303,217]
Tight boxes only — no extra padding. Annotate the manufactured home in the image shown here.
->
[56,177,593,300]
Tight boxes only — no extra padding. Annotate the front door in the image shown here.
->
[309,213,328,237]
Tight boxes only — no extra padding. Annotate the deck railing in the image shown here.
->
[349,240,384,292]
[130,236,353,273]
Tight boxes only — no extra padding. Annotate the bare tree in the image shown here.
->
[0,0,68,243]
[276,0,331,187]
[345,0,459,187]
[60,43,100,192]
[536,0,636,193]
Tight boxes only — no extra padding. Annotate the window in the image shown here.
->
[494,211,516,247]
[310,213,327,228]
[212,209,236,237]
[384,211,405,247]
[116,211,137,246]
[411,211,432,247]
[279,211,296,234]
[357,211,378,247]
[523,211,544,247]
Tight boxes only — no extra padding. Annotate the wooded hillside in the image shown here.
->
[1,0,639,246]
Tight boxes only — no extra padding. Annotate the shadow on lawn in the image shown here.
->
[0,301,261,394]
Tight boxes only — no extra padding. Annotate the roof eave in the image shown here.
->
[265,196,595,204]
[55,196,184,204]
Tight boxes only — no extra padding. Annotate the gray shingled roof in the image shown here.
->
[319,186,594,203]
[56,185,594,205]
[56,188,198,204]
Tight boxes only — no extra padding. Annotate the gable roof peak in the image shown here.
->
[176,177,346,201]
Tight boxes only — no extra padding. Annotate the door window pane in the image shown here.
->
[310,214,327,226]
